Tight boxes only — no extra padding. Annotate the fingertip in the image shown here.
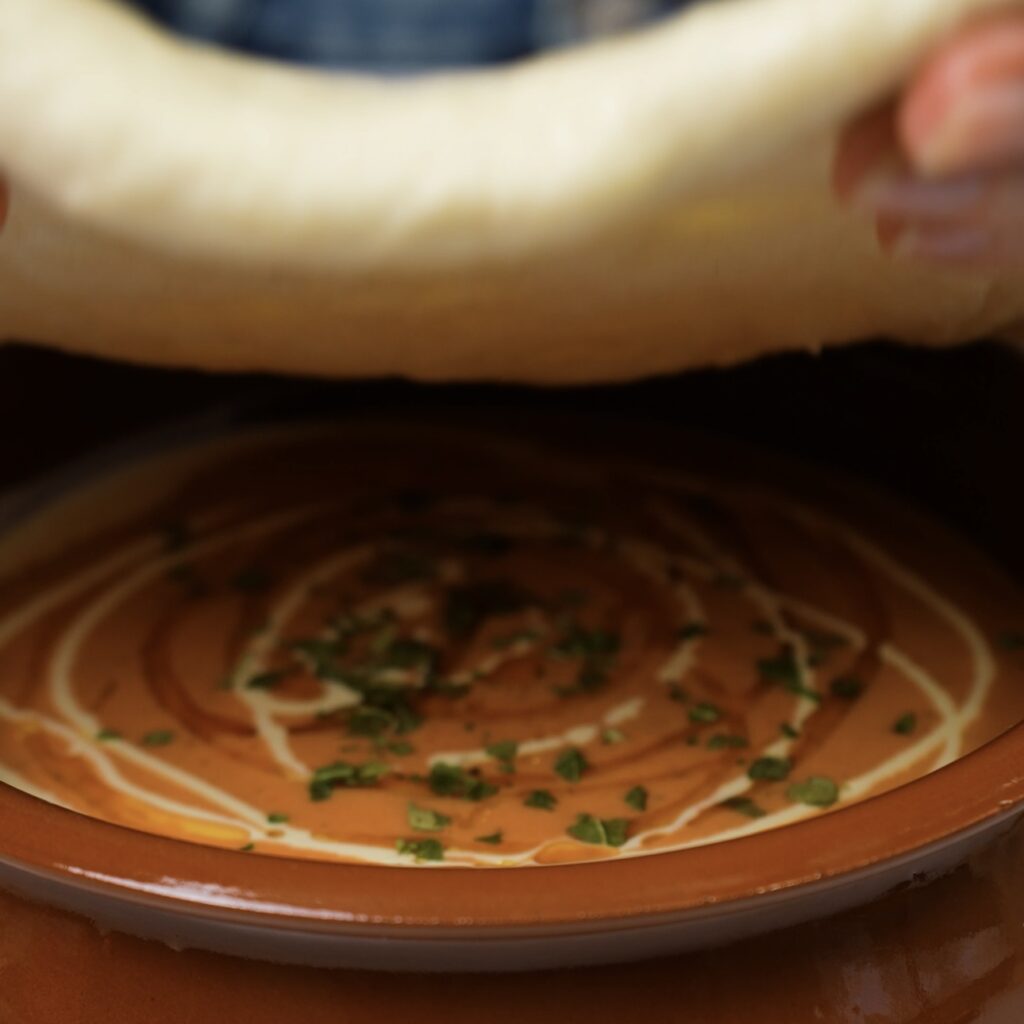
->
[898,13,1024,175]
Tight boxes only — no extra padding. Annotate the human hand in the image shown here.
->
[835,14,1024,269]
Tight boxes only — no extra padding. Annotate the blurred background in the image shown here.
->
[128,0,686,70]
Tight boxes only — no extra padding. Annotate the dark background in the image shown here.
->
[2,339,1021,574]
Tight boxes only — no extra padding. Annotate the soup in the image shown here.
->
[1,421,1022,867]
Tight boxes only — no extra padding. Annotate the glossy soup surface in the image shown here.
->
[1,422,1022,867]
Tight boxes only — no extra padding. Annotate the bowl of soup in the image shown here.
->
[1,405,1022,972]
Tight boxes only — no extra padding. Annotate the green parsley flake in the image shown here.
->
[427,762,498,801]
[567,814,629,847]
[475,831,504,845]
[309,760,390,801]
[601,728,626,745]
[708,733,748,750]
[779,723,800,739]
[141,730,174,748]
[524,789,557,811]
[407,802,452,832]
[386,740,415,756]
[758,650,820,702]
[396,838,444,862]
[747,756,792,782]
[624,785,648,811]
[688,702,722,725]
[96,728,121,742]
[721,796,767,819]
[266,812,289,824]
[830,676,864,701]
[485,740,519,773]
[786,776,839,808]
[893,713,917,736]
[554,748,589,783]
[246,670,286,691]
[239,842,255,853]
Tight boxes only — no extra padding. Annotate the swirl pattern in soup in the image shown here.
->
[1,422,1022,867]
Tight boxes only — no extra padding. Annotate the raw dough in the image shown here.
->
[0,0,1022,382]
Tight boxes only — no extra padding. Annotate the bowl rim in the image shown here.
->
[1,723,1023,933]
[1,403,1023,935]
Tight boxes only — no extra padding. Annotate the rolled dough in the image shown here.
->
[0,0,1021,383]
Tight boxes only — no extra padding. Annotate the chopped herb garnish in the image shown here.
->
[677,622,708,641]
[475,831,504,845]
[802,629,848,658]
[246,670,286,691]
[485,740,519,773]
[551,623,621,695]
[747,756,792,782]
[396,837,444,862]
[567,814,629,847]
[266,812,289,824]
[893,713,917,736]
[96,728,121,742]
[721,796,766,818]
[309,760,390,801]
[553,748,589,783]
[141,730,174,747]
[348,705,397,738]
[524,789,557,811]
[688,701,722,725]
[758,650,820,702]
[231,566,273,592]
[239,842,255,853]
[601,728,626,745]
[780,722,800,739]
[830,676,864,701]
[427,762,498,801]
[708,733,748,750]
[624,785,648,811]
[786,776,839,808]
[407,802,452,832]
[386,740,415,756]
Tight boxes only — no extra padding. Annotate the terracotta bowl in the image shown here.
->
[1,344,1023,1020]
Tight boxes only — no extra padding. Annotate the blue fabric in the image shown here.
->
[130,0,686,70]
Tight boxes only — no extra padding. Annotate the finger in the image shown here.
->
[872,171,1024,268]
[899,13,1024,177]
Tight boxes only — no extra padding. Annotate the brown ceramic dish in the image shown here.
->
[1,371,1023,972]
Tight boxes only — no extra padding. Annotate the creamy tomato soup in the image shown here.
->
[1,421,1022,867]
